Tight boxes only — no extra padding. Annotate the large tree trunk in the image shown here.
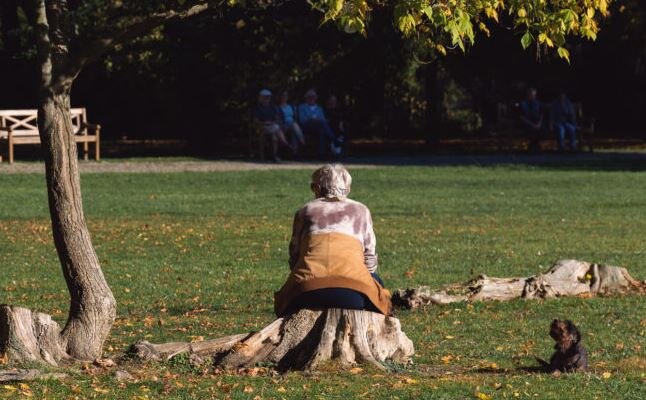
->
[0,0,116,365]
[132,309,415,372]
[36,0,116,361]
[38,93,116,360]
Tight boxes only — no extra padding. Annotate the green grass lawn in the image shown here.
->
[0,165,645,399]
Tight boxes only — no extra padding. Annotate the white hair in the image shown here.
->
[311,164,352,199]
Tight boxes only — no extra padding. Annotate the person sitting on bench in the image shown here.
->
[298,90,342,159]
[274,164,391,317]
[550,92,578,151]
[278,90,305,155]
[325,94,346,157]
[253,89,291,162]
[519,87,544,152]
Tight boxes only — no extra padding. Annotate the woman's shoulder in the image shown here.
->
[302,197,366,208]
[343,198,367,207]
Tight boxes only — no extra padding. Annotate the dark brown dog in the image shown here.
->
[537,319,588,373]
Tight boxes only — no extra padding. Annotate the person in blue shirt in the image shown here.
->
[550,92,578,151]
[298,89,342,159]
[278,91,305,155]
[519,87,543,152]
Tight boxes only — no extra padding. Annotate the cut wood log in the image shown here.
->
[0,305,68,366]
[130,333,249,361]
[0,368,67,382]
[393,259,646,309]
[131,309,414,372]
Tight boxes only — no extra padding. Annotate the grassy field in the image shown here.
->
[0,164,644,399]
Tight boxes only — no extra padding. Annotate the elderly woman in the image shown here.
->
[274,164,391,317]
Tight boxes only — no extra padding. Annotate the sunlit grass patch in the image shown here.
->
[0,165,644,398]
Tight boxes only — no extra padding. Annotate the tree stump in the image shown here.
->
[0,305,68,366]
[393,259,646,309]
[132,309,414,372]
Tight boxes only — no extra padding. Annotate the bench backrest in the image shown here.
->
[0,108,87,138]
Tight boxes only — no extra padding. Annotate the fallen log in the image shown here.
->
[131,308,414,372]
[393,259,646,309]
[0,368,67,382]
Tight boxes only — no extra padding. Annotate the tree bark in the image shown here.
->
[131,309,415,372]
[38,92,117,360]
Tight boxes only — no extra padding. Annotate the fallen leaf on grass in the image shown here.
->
[441,355,454,364]
[18,383,32,397]
[276,386,287,393]
[349,367,363,374]
[475,391,492,400]
[602,372,612,379]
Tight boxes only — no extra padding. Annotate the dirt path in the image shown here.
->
[0,152,644,174]
[0,160,354,174]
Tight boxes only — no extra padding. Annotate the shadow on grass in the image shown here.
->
[338,152,646,172]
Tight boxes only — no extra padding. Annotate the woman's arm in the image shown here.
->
[288,209,304,270]
[363,209,378,273]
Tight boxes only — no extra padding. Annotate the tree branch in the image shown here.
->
[35,0,52,93]
[65,1,222,78]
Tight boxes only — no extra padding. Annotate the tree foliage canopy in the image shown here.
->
[29,0,614,71]
[312,0,613,62]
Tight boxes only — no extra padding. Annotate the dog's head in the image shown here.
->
[550,319,581,352]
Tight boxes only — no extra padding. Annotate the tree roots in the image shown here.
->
[131,308,414,372]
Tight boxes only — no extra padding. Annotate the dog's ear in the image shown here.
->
[565,320,581,342]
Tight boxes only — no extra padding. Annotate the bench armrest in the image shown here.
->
[80,122,101,133]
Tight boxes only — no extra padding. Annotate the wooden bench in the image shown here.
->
[0,108,100,163]
[495,102,595,152]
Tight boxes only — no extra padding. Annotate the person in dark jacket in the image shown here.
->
[550,93,578,151]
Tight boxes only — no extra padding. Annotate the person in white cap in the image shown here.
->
[253,89,290,161]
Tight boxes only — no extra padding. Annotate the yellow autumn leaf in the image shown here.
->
[475,391,493,400]
[349,367,363,374]
[602,371,612,379]
[277,386,287,393]
[3,385,17,392]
